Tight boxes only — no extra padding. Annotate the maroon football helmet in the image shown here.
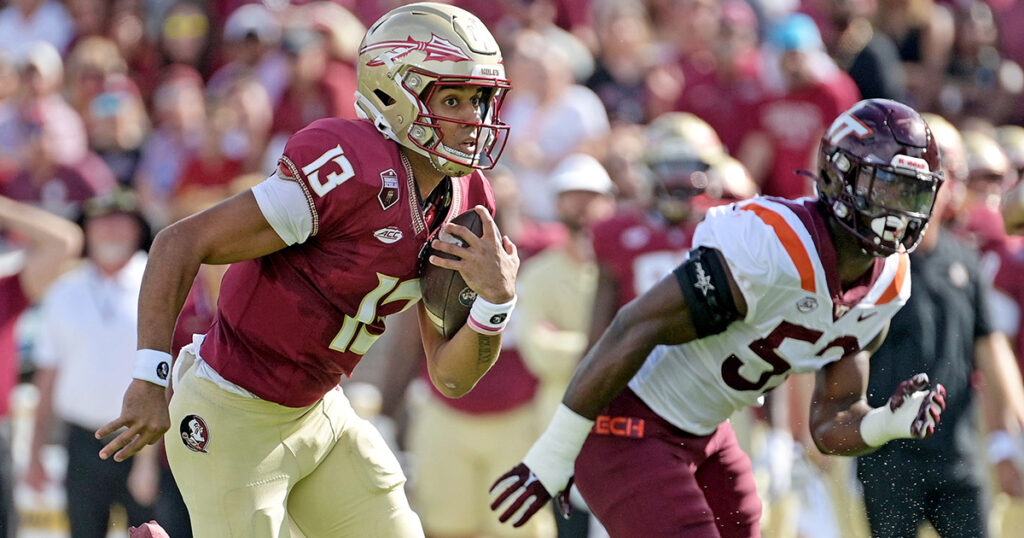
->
[817,99,944,257]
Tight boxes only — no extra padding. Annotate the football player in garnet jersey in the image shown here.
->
[95,4,519,537]
[491,99,949,538]
[588,112,755,343]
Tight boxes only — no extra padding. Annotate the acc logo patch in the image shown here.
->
[379,169,400,210]
[180,414,210,454]
[374,226,403,244]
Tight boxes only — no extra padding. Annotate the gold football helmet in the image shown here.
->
[355,3,511,177]
[642,112,728,222]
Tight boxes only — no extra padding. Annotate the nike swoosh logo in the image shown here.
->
[858,311,878,322]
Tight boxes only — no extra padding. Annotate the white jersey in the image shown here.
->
[629,197,911,435]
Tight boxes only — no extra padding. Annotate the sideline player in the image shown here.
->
[491,99,948,537]
[96,4,519,537]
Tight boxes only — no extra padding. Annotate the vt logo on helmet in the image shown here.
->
[355,3,511,178]
[817,99,944,256]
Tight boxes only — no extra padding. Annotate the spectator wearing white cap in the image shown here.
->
[518,153,616,425]
[517,153,617,538]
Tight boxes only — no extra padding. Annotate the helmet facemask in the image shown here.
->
[822,149,943,256]
[649,158,716,223]
[406,72,510,177]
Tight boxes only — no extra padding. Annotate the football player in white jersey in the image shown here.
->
[491,99,949,537]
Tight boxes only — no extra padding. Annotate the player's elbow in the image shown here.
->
[430,374,475,399]
[151,220,203,264]
[808,406,840,454]
[810,427,836,455]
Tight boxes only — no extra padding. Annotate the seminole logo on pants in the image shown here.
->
[180,414,211,453]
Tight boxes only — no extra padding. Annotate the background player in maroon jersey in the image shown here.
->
[589,112,756,342]
[95,4,519,537]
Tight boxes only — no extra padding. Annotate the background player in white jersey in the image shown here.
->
[491,98,948,537]
[94,4,519,537]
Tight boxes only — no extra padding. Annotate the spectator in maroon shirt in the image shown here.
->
[0,195,82,538]
[738,13,860,199]
[647,0,766,154]
[269,26,357,137]
[1,104,116,219]
[173,102,244,198]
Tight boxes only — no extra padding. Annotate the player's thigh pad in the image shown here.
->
[288,389,420,538]
[166,358,336,538]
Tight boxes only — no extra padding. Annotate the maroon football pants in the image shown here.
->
[574,390,761,538]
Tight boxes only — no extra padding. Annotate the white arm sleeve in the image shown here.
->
[251,174,313,245]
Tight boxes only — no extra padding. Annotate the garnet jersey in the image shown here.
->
[200,118,496,407]
[591,210,694,308]
[986,237,1024,372]
[629,197,911,435]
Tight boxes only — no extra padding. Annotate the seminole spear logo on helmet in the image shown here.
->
[361,34,472,65]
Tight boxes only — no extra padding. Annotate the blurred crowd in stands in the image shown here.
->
[4,0,1024,537]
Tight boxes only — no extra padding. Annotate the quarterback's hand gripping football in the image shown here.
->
[95,379,171,462]
[860,373,947,447]
[490,405,594,527]
[427,205,518,304]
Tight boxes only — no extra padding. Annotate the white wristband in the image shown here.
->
[522,404,594,495]
[859,391,929,447]
[134,349,172,388]
[468,295,516,335]
[987,430,1020,463]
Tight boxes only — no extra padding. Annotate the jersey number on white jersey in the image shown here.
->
[722,321,860,392]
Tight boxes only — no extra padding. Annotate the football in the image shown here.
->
[420,209,484,338]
